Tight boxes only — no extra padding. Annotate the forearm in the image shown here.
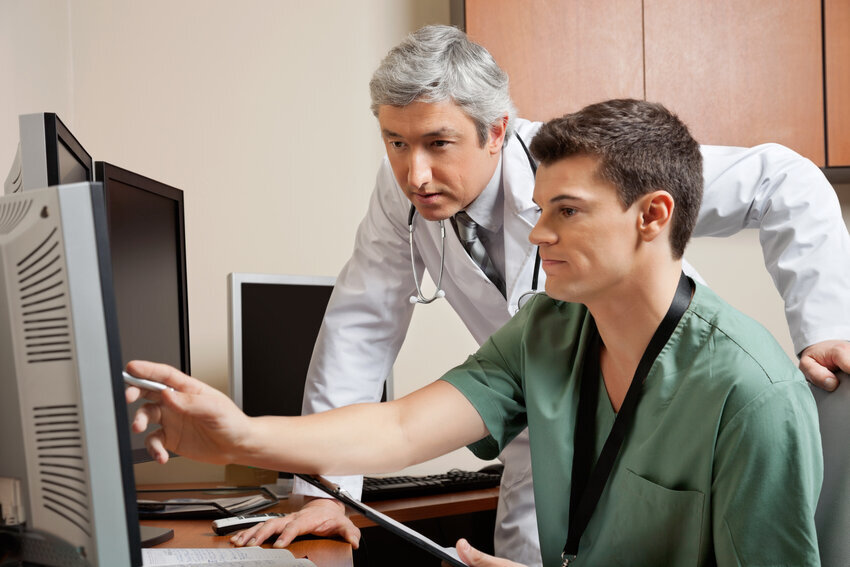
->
[237,404,402,473]
[236,381,488,475]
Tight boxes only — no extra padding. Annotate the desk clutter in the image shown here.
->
[137,486,278,519]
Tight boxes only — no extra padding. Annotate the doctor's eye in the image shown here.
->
[561,207,577,217]
[431,140,451,148]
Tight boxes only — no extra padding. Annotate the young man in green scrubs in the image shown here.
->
[128,99,822,566]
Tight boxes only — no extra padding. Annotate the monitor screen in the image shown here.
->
[95,162,190,463]
[0,183,142,566]
[56,138,90,186]
[228,273,335,418]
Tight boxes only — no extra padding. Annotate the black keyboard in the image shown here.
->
[361,468,502,501]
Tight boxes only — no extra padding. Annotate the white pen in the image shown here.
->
[123,370,174,392]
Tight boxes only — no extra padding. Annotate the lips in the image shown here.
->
[540,258,566,270]
[413,192,443,203]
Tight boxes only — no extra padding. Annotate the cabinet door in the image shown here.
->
[644,0,825,165]
[825,0,850,166]
[465,0,644,122]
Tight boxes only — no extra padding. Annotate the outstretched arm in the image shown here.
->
[126,360,487,474]
[697,144,850,389]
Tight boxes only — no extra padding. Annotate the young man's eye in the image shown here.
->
[561,207,577,217]
[389,141,406,150]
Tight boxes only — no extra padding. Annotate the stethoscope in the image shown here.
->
[408,132,542,306]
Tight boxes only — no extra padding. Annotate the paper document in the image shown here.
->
[142,546,316,566]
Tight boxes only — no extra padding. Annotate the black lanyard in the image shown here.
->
[562,272,693,566]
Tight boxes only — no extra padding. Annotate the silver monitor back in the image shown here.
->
[0,183,140,566]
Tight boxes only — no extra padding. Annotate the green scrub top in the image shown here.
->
[442,283,822,567]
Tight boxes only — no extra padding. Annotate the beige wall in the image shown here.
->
[2,1,848,484]
[1,0,484,483]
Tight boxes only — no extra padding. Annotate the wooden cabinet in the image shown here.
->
[825,0,850,166]
[643,0,823,165]
[465,0,643,122]
[466,0,831,166]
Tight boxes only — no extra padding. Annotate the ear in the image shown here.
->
[637,191,674,244]
[486,115,508,155]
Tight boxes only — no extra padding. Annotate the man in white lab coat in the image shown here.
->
[232,25,850,566]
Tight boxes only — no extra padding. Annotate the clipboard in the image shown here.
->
[295,474,467,566]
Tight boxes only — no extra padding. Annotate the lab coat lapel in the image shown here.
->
[501,130,542,311]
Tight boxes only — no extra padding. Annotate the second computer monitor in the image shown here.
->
[96,161,190,462]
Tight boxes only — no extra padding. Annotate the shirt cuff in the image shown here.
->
[291,474,365,500]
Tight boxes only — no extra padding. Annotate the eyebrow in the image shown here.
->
[532,194,588,206]
[381,127,464,139]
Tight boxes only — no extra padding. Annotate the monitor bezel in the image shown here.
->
[85,182,144,564]
[44,113,94,188]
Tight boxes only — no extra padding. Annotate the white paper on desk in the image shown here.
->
[141,546,316,566]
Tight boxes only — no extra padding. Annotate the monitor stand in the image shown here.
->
[139,524,174,547]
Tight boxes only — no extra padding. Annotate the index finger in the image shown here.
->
[833,344,850,374]
[126,360,207,394]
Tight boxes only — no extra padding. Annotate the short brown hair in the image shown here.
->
[529,99,702,258]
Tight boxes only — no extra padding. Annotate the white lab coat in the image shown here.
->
[296,118,850,567]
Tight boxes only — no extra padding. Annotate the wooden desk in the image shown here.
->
[342,488,499,528]
[139,484,498,567]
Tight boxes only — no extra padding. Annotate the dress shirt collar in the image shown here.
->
[463,154,504,234]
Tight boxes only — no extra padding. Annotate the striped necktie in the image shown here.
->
[453,211,505,297]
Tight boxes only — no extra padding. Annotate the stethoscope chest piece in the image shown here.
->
[408,209,447,304]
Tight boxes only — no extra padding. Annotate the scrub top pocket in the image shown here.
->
[583,468,706,567]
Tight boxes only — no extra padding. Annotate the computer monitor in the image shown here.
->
[228,273,392,433]
[95,162,190,463]
[0,182,141,566]
[228,273,338,418]
[4,113,94,195]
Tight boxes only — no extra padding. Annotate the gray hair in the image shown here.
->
[369,25,517,146]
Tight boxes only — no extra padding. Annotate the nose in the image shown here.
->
[407,149,432,189]
[529,215,556,247]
